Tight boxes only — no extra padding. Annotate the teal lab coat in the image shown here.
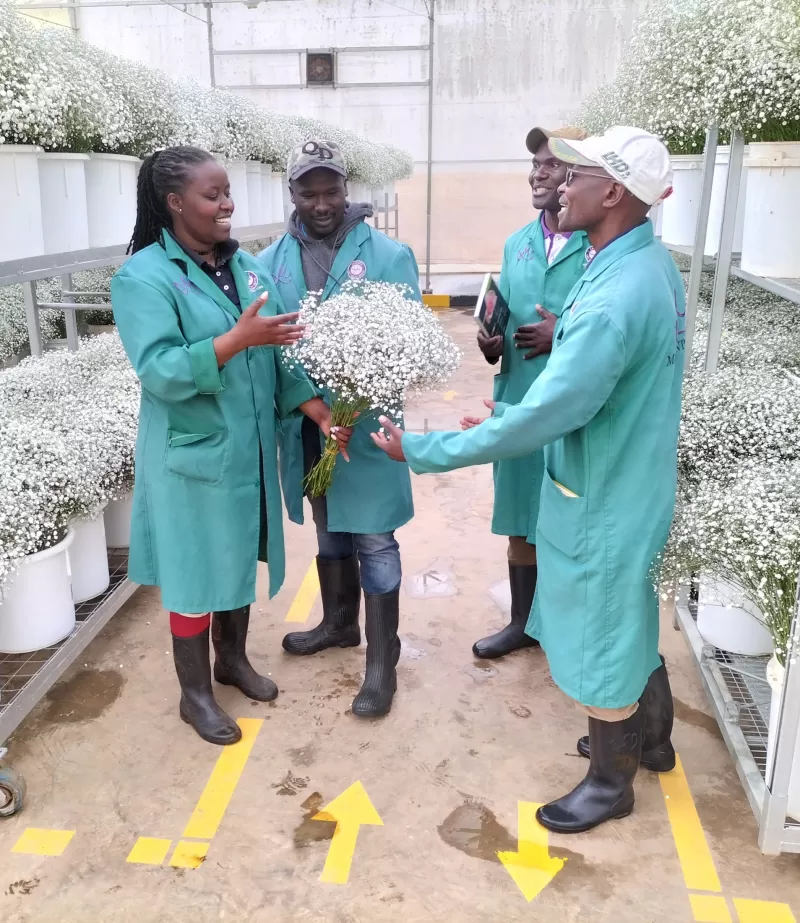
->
[491,217,590,539]
[111,231,318,613]
[403,222,685,708]
[259,222,421,534]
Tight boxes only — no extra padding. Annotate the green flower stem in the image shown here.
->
[303,395,373,498]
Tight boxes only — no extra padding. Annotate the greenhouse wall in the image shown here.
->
[70,0,651,266]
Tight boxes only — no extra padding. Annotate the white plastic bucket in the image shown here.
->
[696,577,773,656]
[70,510,110,603]
[258,164,273,223]
[246,162,263,225]
[650,203,664,238]
[38,152,90,254]
[0,144,44,259]
[104,494,132,549]
[226,161,250,229]
[273,172,286,223]
[766,656,800,821]
[85,153,140,248]
[348,181,371,205]
[740,142,800,278]
[0,529,76,654]
[661,155,704,248]
[704,146,748,257]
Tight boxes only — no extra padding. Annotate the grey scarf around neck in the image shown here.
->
[287,201,374,295]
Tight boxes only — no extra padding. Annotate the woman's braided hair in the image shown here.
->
[128,146,216,254]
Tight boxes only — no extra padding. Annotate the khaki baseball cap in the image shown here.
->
[287,138,348,181]
[526,125,588,155]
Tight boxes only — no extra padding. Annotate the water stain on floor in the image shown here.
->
[42,670,124,723]
[293,792,335,848]
[288,744,316,767]
[674,698,723,739]
[437,800,516,862]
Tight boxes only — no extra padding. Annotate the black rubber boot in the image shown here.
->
[212,606,278,702]
[472,563,540,659]
[283,556,361,655]
[537,710,643,834]
[352,589,400,718]
[576,655,675,772]
[173,629,242,746]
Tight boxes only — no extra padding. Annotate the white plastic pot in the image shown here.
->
[766,656,800,821]
[0,529,76,654]
[85,153,140,248]
[104,494,132,549]
[246,162,263,226]
[661,155,704,248]
[70,510,110,603]
[38,152,90,254]
[273,172,287,223]
[649,203,664,237]
[740,141,800,278]
[258,164,273,223]
[0,144,45,259]
[227,161,250,229]
[696,577,773,656]
[704,146,748,257]
[348,181,371,205]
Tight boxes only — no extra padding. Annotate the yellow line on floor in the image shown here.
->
[181,718,263,841]
[169,840,210,869]
[734,898,797,923]
[11,828,75,857]
[126,837,172,866]
[285,561,319,623]
[689,894,732,923]
[659,754,722,893]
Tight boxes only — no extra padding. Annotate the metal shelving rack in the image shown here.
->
[664,127,800,855]
[0,223,284,817]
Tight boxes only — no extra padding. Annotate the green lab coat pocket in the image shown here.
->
[537,469,588,562]
[165,429,231,485]
[492,372,509,404]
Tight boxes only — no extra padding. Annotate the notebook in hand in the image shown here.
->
[474,273,510,340]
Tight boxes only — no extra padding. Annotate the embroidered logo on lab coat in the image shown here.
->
[347,260,367,280]
[516,245,534,262]
[583,245,596,268]
[173,278,193,295]
[272,264,291,285]
[246,271,259,292]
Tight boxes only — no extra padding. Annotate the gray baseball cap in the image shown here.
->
[287,138,348,181]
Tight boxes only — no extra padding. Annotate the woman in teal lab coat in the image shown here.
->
[112,146,348,746]
[469,126,591,661]
[371,128,682,834]
[259,139,421,718]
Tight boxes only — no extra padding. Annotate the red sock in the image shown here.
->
[170,611,210,638]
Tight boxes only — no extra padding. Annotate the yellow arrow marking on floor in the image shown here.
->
[313,781,383,884]
[443,390,458,401]
[497,802,565,902]
[285,560,319,623]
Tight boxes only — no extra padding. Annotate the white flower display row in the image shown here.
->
[0,0,413,186]
[0,332,139,595]
[580,0,800,153]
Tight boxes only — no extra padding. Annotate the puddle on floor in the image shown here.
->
[437,800,516,862]
[42,670,124,723]
[674,698,724,739]
[293,792,335,848]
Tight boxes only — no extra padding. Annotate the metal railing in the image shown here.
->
[0,223,286,358]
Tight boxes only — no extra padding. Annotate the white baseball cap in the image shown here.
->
[548,126,674,207]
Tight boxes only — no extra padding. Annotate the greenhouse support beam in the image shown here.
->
[683,125,718,367]
[61,274,80,351]
[22,282,43,358]
[423,0,435,292]
[705,128,745,374]
[205,0,216,86]
[16,0,300,7]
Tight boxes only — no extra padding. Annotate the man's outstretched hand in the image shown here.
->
[460,399,496,430]
[370,416,406,462]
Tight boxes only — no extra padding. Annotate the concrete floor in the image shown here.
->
[2,312,800,923]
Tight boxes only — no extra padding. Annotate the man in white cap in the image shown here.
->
[370,127,685,833]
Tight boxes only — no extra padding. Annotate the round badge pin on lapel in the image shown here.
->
[347,260,367,280]
[246,271,259,292]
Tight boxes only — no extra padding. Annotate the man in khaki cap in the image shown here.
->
[465,126,593,663]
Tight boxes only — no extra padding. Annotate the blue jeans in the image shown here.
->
[310,498,401,596]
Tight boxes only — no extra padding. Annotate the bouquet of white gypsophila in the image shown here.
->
[283,280,461,497]
[659,460,800,664]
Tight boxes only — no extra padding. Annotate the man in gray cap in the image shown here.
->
[259,138,421,719]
